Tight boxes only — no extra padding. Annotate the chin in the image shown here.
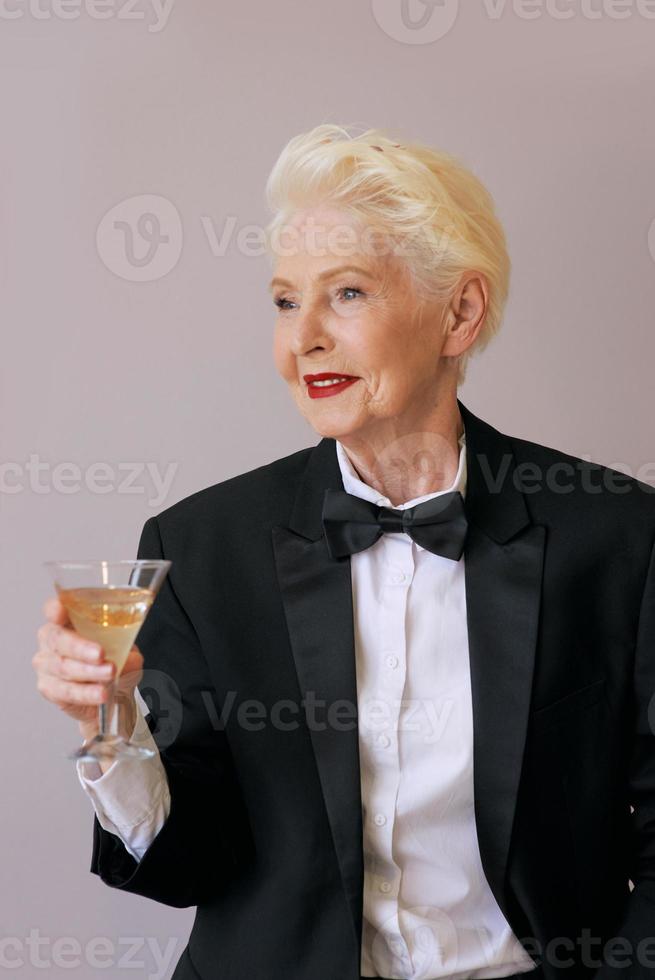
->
[305,416,362,442]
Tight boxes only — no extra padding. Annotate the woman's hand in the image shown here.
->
[33,596,143,744]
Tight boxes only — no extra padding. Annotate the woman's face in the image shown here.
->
[270,206,454,444]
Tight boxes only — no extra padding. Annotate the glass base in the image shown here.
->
[67,734,156,763]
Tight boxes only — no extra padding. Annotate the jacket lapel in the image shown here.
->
[271,398,546,944]
[271,437,364,951]
[457,399,547,927]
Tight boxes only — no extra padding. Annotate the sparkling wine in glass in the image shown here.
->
[44,559,171,763]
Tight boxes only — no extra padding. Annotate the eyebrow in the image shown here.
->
[268,264,376,292]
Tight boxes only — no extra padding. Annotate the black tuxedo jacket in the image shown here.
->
[89,399,655,980]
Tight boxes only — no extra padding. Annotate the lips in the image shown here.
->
[305,375,360,399]
[303,373,358,383]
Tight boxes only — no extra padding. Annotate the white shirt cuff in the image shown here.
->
[76,694,171,862]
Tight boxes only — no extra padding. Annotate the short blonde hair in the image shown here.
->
[264,123,511,387]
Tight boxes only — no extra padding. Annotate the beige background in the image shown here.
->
[2,1,654,976]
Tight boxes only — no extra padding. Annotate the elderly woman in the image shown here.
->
[34,125,655,980]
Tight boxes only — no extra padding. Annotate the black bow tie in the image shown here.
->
[321,488,468,561]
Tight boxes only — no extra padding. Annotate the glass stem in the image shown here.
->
[98,702,108,739]
[96,681,116,741]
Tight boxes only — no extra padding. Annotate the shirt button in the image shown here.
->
[377,734,390,748]
[374,813,387,826]
[385,655,399,669]
[379,880,392,893]
[390,571,408,584]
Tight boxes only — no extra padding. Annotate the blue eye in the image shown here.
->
[338,286,364,301]
[273,285,364,311]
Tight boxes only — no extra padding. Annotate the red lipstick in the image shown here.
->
[304,372,360,399]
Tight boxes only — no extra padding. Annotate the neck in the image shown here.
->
[338,398,464,508]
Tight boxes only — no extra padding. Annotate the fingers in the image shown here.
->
[112,649,144,697]
[33,598,146,723]
[122,645,144,670]
[35,672,110,707]
[36,621,102,664]
[35,648,115,684]
[34,603,115,709]
[43,596,70,626]
[34,598,140,721]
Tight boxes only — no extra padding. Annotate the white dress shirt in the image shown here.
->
[77,433,537,979]
[338,431,536,980]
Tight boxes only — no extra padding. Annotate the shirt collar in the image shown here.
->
[335,429,467,514]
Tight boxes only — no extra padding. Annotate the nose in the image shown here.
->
[288,305,334,357]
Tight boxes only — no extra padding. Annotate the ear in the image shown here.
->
[441,273,488,356]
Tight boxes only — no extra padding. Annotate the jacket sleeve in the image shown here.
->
[88,515,249,907]
[594,533,655,977]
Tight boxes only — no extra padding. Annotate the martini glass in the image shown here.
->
[44,559,171,763]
